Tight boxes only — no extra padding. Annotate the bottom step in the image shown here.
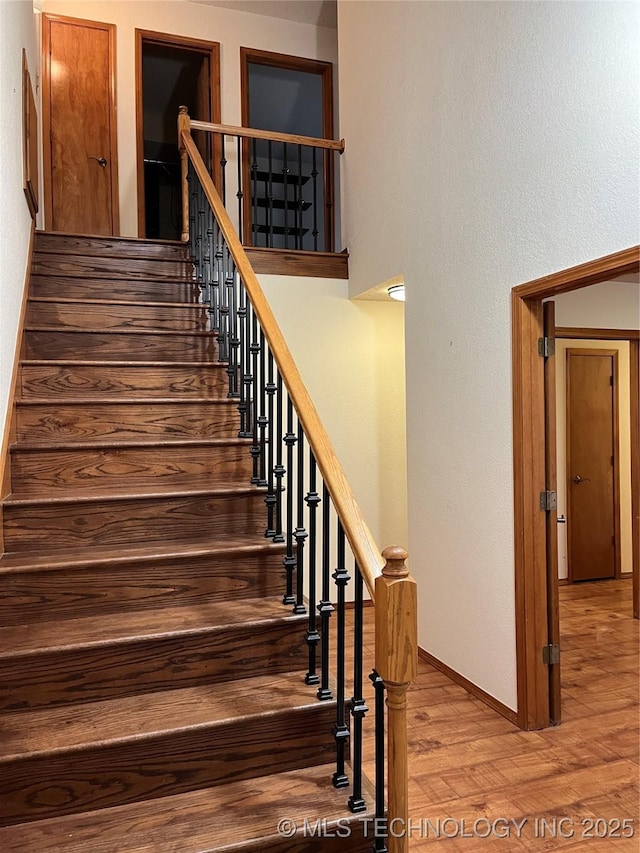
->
[0,763,376,853]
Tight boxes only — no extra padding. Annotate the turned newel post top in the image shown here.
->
[178,105,189,116]
[381,545,409,578]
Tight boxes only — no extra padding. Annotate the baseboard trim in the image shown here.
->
[417,646,518,727]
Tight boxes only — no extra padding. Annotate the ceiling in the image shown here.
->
[189,0,337,28]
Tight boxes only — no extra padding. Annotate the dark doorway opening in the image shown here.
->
[136,31,220,240]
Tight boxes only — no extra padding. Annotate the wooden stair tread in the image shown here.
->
[21,359,225,367]
[0,764,374,853]
[29,297,205,308]
[0,597,298,655]
[17,396,236,405]
[4,483,261,507]
[25,326,214,338]
[0,672,324,759]
[10,437,250,452]
[0,535,285,572]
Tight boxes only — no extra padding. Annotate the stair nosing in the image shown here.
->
[4,483,265,507]
[20,359,225,367]
[28,297,205,309]
[10,437,251,452]
[16,396,237,406]
[30,273,195,285]
[25,326,214,338]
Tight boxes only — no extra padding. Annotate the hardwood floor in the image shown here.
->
[383,578,638,850]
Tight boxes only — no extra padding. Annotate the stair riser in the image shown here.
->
[25,330,217,362]
[0,617,307,711]
[3,492,267,551]
[26,302,209,332]
[34,233,189,261]
[20,364,229,399]
[30,276,199,304]
[0,704,335,825]
[33,253,191,281]
[15,402,241,442]
[11,445,253,495]
[0,552,286,624]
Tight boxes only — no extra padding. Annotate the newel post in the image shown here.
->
[375,546,417,853]
[178,105,190,243]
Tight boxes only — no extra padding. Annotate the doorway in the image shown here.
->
[240,48,334,251]
[512,249,640,731]
[135,31,220,240]
[42,14,119,235]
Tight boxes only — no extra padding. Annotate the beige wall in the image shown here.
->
[0,1,39,450]
[41,0,338,237]
[258,274,408,556]
[555,339,633,579]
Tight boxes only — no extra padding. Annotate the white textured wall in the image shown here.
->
[0,0,38,449]
[338,0,640,709]
[41,0,338,237]
[259,275,407,555]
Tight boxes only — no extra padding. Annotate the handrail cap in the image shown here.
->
[381,546,409,578]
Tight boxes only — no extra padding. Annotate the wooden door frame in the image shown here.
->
[512,246,640,730]
[135,30,221,238]
[42,14,120,234]
[239,47,335,250]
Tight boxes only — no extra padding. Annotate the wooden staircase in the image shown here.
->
[0,232,374,851]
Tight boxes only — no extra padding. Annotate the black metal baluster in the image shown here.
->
[295,144,302,250]
[304,452,321,685]
[220,134,227,206]
[251,138,258,247]
[293,420,307,615]
[332,521,350,788]
[282,141,289,249]
[256,329,268,487]
[236,277,248,436]
[312,147,319,252]
[317,482,333,701]
[209,219,222,333]
[217,243,230,363]
[264,350,277,536]
[282,395,296,605]
[273,371,285,543]
[348,563,368,813]
[267,140,274,248]
[250,309,261,483]
[201,205,211,309]
[226,259,240,398]
[236,136,243,239]
[370,670,388,852]
[240,299,253,439]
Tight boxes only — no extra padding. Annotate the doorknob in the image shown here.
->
[90,156,108,167]
[572,475,590,484]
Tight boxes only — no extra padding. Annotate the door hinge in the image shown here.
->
[538,336,555,358]
[542,644,560,666]
[539,490,557,511]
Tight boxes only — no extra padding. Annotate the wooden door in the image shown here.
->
[43,15,119,235]
[566,349,618,581]
[543,303,561,723]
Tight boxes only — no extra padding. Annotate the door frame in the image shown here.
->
[239,47,335,250]
[565,347,621,582]
[135,30,221,238]
[42,14,120,234]
[512,246,640,730]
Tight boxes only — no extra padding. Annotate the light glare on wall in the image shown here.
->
[388,284,405,302]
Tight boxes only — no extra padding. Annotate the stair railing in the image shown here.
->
[179,106,417,853]
[186,114,343,252]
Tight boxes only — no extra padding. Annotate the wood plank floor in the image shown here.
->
[363,578,638,851]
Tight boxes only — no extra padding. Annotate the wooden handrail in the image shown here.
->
[179,117,381,597]
[190,118,345,153]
